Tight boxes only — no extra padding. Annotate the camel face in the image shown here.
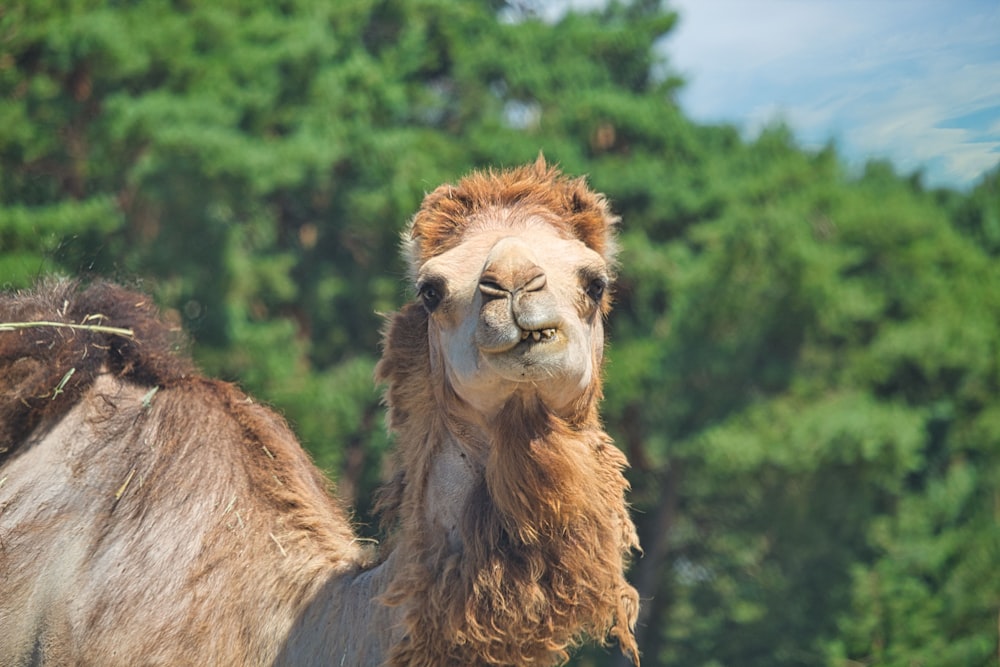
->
[416,216,609,417]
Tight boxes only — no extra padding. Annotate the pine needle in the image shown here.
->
[115,468,137,500]
[269,532,288,557]
[52,368,76,399]
[0,320,135,338]
[141,386,159,408]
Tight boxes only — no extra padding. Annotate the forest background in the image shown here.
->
[2,1,999,665]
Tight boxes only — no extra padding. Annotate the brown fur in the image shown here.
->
[375,301,639,666]
[409,155,619,267]
[0,161,640,666]
[0,279,193,457]
[0,280,366,664]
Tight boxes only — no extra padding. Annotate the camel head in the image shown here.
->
[404,156,618,419]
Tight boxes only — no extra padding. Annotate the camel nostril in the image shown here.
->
[522,270,546,293]
[479,277,508,299]
[480,259,546,298]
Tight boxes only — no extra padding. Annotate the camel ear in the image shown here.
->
[404,183,473,277]
[529,154,618,264]
[400,226,422,281]
[564,177,620,266]
[533,151,548,174]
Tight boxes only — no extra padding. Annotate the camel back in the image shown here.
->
[0,280,193,458]
[0,280,367,664]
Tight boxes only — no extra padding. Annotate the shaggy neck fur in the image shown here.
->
[375,303,640,666]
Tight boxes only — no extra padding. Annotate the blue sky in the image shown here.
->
[664,0,1000,189]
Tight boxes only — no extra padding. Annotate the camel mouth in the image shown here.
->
[475,324,565,359]
[499,326,566,359]
[518,327,558,343]
[475,303,565,353]
[510,326,562,353]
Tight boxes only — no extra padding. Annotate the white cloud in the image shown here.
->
[665,0,1000,188]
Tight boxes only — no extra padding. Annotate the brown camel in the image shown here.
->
[0,158,640,666]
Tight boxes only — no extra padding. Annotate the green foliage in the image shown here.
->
[2,1,999,665]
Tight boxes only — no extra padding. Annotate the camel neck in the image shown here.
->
[277,555,400,667]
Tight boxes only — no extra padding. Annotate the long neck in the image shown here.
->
[373,304,640,666]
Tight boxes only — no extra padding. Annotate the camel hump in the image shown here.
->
[0,279,194,457]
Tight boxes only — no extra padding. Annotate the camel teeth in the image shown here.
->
[519,328,557,343]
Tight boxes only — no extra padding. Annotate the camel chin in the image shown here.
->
[474,335,597,424]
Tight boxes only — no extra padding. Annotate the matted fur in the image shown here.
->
[0,279,192,456]
[376,304,640,665]
[0,280,367,664]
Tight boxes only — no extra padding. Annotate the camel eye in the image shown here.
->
[585,277,607,302]
[417,280,444,312]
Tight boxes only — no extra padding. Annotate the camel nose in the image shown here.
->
[479,265,546,298]
[479,238,547,299]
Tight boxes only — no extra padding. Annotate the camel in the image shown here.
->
[0,158,640,666]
